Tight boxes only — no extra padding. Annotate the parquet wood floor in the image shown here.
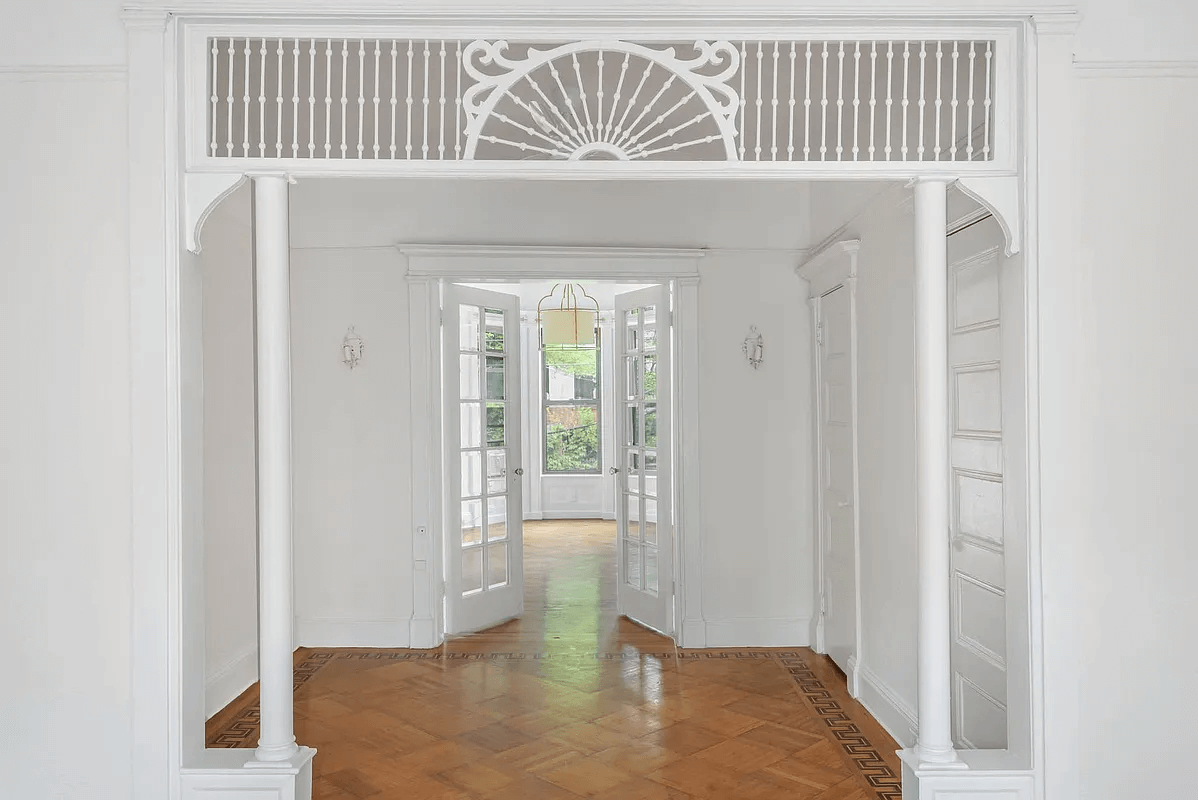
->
[207,520,902,799]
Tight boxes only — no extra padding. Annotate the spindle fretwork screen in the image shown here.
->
[205,37,997,164]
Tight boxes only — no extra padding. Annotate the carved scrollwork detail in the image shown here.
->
[461,39,741,161]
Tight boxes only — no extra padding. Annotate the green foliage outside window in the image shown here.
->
[544,343,600,472]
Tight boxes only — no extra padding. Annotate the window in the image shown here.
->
[543,338,601,473]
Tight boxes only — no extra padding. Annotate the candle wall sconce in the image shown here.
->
[742,326,764,369]
[342,326,364,370]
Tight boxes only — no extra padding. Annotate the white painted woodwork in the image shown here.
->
[183,22,1019,176]
[93,5,1196,800]
[817,283,859,684]
[442,284,525,634]
[799,239,861,691]
[947,214,1021,752]
[614,284,674,636]
[911,177,962,768]
[250,174,300,763]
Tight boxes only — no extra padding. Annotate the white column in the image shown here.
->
[912,178,959,767]
[252,174,299,763]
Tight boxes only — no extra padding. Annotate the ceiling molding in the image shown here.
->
[796,239,860,297]
[0,65,127,82]
[1073,60,1198,79]
[399,243,705,280]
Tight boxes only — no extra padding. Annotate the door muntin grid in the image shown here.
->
[621,304,661,595]
[459,304,512,597]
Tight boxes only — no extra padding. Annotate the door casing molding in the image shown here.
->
[797,239,863,697]
[398,244,705,648]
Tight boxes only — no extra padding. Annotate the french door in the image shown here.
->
[613,285,673,635]
[443,284,524,634]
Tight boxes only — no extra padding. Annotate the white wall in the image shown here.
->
[197,185,259,718]
[5,0,1198,797]
[698,253,816,646]
[286,187,817,648]
[1063,73,1198,800]
[838,191,923,741]
[290,246,415,646]
[0,74,133,798]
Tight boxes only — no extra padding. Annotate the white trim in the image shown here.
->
[401,244,705,281]
[674,275,704,648]
[797,241,863,701]
[858,664,920,749]
[205,646,258,721]
[0,65,127,82]
[796,238,860,294]
[294,618,412,647]
[1073,60,1198,78]
[128,1,1079,17]
[126,10,185,800]
[533,511,617,521]
[704,617,812,648]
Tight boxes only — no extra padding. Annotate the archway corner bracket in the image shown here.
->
[185,172,248,254]
[954,175,1022,256]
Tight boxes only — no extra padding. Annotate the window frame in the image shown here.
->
[541,330,603,475]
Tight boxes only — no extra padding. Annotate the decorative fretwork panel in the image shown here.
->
[205,37,997,163]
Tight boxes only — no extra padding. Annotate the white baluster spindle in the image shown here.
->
[820,42,829,161]
[983,41,992,159]
[210,38,219,156]
[949,42,959,161]
[438,40,447,159]
[324,40,332,158]
[933,41,943,161]
[787,42,796,161]
[868,41,877,161]
[422,40,430,158]
[242,38,251,157]
[803,42,812,160]
[901,41,910,161]
[405,40,413,159]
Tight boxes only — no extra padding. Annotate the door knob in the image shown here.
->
[514,468,524,476]
[609,467,621,475]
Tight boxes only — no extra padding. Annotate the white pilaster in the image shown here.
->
[252,174,299,763]
[912,177,962,769]
[674,275,705,648]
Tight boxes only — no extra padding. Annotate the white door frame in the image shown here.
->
[399,244,705,648]
[798,240,863,697]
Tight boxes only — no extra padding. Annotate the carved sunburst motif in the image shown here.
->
[462,40,741,161]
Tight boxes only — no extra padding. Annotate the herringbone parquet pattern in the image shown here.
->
[206,521,901,799]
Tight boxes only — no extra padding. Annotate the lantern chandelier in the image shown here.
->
[537,283,600,348]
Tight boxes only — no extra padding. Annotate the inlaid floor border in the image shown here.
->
[207,648,903,800]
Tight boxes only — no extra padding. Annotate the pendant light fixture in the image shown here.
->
[537,283,600,348]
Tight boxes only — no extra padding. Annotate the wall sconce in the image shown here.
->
[342,326,364,370]
[742,326,763,369]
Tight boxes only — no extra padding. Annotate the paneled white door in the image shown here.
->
[444,284,524,634]
[817,283,859,682]
[947,215,1023,750]
[614,285,672,636]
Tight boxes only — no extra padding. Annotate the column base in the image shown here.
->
[182,746,317,800]
[898,749,1033,800]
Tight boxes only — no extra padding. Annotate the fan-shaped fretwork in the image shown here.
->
[461,40,740,161]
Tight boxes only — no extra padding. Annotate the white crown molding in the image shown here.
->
[1073,60,1198,79]
[0,65,127,82]
[400,244,705,280]
[126,1,1078,20]
[398,243,706,260]
[796,239,860,296]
